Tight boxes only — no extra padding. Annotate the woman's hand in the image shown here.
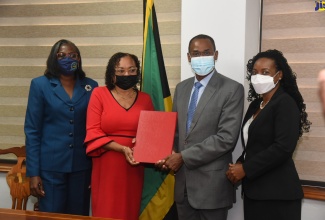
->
[30,176,45,197]
[226,162,246,184]
[122,146,139,166]
[102,141,139,165]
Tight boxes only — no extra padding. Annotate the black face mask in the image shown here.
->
[115,75,138,90]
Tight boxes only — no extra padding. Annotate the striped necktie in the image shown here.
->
[186,82,202,133]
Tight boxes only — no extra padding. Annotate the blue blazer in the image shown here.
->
[25,75,98,177]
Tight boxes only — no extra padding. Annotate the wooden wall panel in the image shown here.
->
[0,0,181,156]
[261,0,325,184]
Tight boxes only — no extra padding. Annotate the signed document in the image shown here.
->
[133,110,177,163]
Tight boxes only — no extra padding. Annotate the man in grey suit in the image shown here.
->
[157,34,244,220]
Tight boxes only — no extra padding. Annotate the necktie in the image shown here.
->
[186,82,202,133]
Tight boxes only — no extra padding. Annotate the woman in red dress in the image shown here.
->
[84,52,154,219]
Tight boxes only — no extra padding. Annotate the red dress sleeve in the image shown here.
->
[85,89,154,157]
[85,87,113,157]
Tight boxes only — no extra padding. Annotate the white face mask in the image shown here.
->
[251,71,279,94]
[190,56,215,76]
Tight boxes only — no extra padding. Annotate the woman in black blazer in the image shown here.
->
[226,49,311,220]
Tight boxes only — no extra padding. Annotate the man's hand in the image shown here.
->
[155,158,168,170]
[156,151,183,173]
[164,153,183,172]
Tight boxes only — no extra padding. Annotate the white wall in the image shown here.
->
[181,1,325,220]
[181,1,259,219]
[181,1,259,83]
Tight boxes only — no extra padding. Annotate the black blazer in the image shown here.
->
[237,87,303,200]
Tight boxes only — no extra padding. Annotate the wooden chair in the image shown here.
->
[0,146,30,210]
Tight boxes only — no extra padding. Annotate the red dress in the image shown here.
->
[84,87,154,219]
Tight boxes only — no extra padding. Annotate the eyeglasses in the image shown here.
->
[251,70,279,76]
[57,52,79,60]
[189,51,215,57]
[115,68,138,76]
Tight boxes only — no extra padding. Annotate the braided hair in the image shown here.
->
[246,49,311,137]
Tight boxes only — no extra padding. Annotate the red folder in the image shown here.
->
[133,110,177,163]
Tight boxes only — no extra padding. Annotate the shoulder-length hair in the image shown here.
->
[105,52,141,90]
[44,39,86,79]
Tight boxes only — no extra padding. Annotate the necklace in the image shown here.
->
[115,88,135,100]
[260,100,270,109]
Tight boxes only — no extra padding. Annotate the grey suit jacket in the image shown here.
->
[173,70,244,209]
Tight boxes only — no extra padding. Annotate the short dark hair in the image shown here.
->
[44,39,86,79]
[246,49,311,137]
[188,34,216,52]
[105,52,141,90]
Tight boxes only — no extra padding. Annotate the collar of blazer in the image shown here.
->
[241,87,286,149]
[242,86,286,136]
[243,86,285,125]
[50,76,88,104]
[185,70,228,136]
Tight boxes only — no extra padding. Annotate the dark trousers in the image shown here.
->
[176,193,228,220]
[39,169,91,216]
[244,195,301,220]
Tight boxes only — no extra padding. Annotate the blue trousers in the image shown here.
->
[39,169,91,216]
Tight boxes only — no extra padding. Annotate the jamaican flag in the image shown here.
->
[139,0,177,219]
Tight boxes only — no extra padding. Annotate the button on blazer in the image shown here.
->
[25,76,98,177]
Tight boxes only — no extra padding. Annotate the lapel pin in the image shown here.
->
[85,85,92,91]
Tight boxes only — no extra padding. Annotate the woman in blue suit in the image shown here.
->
[226,50,311,220]
[24,39,98,215]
